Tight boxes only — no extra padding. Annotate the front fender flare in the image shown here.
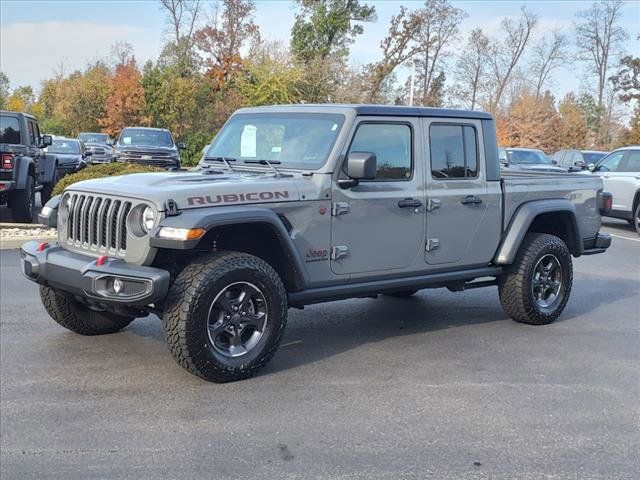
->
[494,199,581,265]
[150,206,309,287]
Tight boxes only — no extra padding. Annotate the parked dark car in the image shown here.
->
[78,132,114,163]
[499,147,567,173]
[0,110,54,221]
[45,137,90,175]
[553,149,608,171]
[114,127,185,169]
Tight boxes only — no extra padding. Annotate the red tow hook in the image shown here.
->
[97,255,108,266]
[37,242,49,252]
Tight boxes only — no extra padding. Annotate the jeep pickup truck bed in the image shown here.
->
[21,104,611,382]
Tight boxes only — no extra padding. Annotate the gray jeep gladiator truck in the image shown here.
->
[21,105,612,382]
[1,111,54,221]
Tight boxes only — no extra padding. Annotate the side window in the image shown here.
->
[430,124,478,179]
[27,121,36,145]
[597,152,625,172]
[348,123,412,181]
[618,151,640,172]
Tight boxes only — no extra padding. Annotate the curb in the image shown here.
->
[0,236,57,250]
[0,223,48,229]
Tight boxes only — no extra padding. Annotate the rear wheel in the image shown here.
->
[162,251,288,382]
[40,286,134,335]
[498,233,573,325]
[9,175,35,223]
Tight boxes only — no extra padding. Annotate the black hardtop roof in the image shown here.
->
[239,104,493,120]
[351,104,493,120]
[0,110,36,120]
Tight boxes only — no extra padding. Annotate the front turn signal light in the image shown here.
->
[157,227,206,241]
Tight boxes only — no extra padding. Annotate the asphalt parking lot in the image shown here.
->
[0,219,638,479]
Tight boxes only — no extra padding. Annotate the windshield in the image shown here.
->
[118,128,174,148]
[47,139,80,154]
[0,116,21,144]
[205,113,345,169]
[505,149,553,165]
[583,152,606,164]
[79,133,109,144]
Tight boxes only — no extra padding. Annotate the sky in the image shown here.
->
[1,0,639,100]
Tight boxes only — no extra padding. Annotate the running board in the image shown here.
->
[288,267,502,306]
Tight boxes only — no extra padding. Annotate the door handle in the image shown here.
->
[398,198,423,208]
[461,195,482,205]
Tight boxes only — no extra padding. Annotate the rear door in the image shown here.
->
[423,118,501,267]
[331,117,425,275]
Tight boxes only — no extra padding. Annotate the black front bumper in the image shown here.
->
[582,232,612,255]
[20,241,170,306]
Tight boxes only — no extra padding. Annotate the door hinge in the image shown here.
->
[332,202,351,216]
[426,198,441,212]
[331,245,349,260]
[425,238,440,252]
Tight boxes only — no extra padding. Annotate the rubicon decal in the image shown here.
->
[188,191,290,205]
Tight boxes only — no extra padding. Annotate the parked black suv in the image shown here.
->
[0,111,54,222]
[114,127,185,169]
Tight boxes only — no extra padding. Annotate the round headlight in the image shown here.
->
[142,206,156,233]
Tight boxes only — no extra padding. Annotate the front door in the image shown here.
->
[595,150,639,213]
[331,118,425,275]
[423,118,500,267]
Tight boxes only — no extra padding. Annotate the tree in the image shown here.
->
[557,92,588,148]
[451,28,490,110]
[0,72,9,109]
[194,0,259,88]
[365,6,422,102]
[610,54,640,102]
[159,0,202,76]
[290,0,376,62]
[6,86,36,113]
[99,58,146,135]
[488,6,538,112]
[413,0,467,106]
[530,29,569,99]
[575,0,628,143]
[499,91,560,152]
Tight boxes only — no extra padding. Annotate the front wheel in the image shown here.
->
[498,233,573,325]
[40,169,59,205]
[162,251,288,382]
[634,203,640,235]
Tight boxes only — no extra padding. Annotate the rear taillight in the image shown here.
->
[1,154,13,169]
[599,191,613,215]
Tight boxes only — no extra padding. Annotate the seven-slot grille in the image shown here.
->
[66,193,132,256]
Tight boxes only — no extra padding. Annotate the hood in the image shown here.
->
[116,145,176,152]
[66,170,309,211]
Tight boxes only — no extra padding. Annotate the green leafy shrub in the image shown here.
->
[52,163,162,196]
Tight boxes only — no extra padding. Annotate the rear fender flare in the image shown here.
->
[495,199,581,264]
[15,156,35,189]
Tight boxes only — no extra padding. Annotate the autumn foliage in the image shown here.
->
[99,58,147,136]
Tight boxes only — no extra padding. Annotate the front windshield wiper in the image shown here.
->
[203,156,237,171]
[243,159,285,178]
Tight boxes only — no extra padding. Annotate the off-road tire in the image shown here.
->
[9,175,35,222]
[40,169,59,205]
[498,233,573,325]
[384,290,418,298]
[162,251,288,383]
[40,286,134,335]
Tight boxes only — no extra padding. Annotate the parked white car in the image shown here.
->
[590,146,640,234]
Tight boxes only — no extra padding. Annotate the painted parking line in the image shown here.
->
[608,233,640,242]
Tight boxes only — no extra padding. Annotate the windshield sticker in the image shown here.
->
[123,137,132,144]
[240,125,257,158]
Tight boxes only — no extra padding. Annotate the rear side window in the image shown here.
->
[348,123,412,180]
[0,116,21,144]
[619,151,640,172]
[430,124,478,179]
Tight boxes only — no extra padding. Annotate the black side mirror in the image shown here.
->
[84,151,93,157]
[177,142,187,150]
[339,152,377,189]
[40,135,52,147]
